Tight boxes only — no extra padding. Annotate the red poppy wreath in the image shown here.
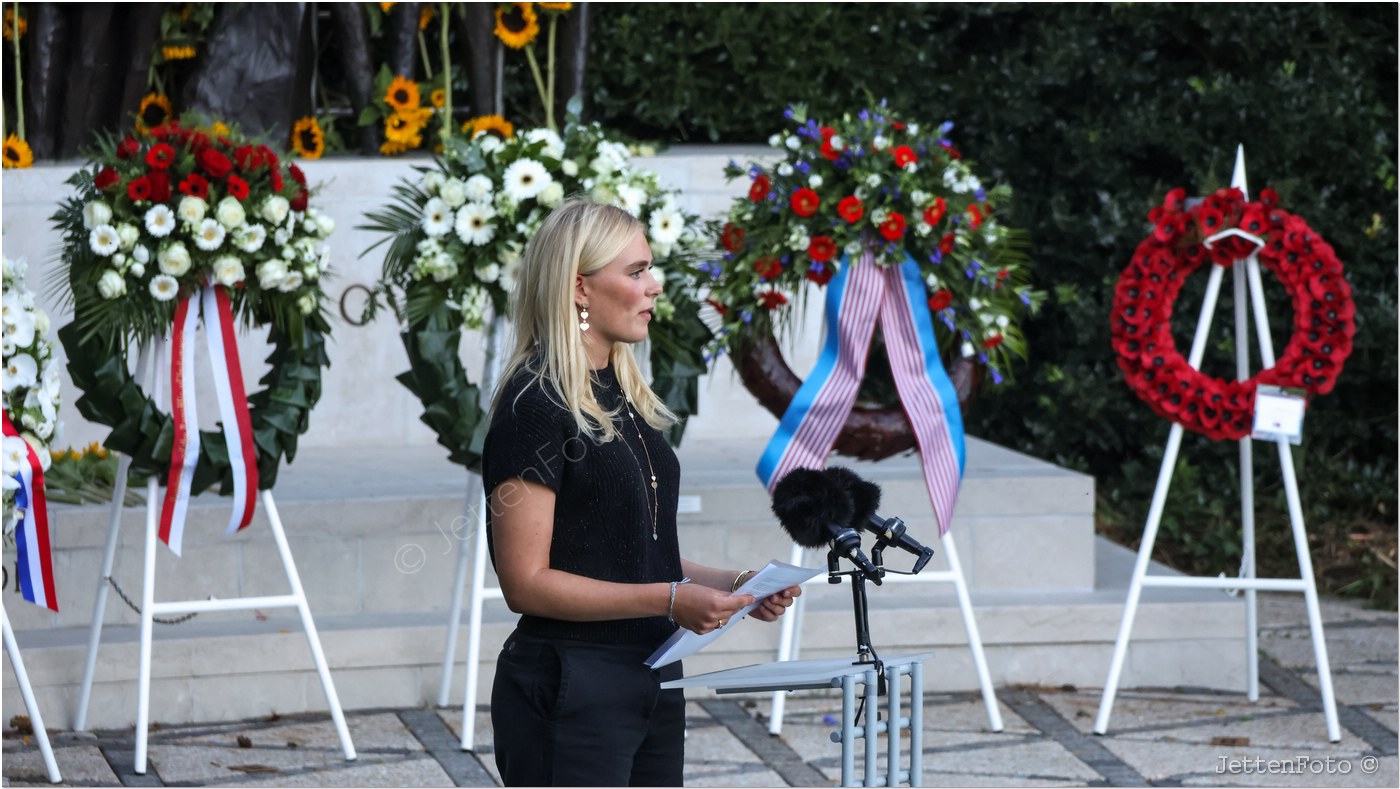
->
[1110,186,1355,441]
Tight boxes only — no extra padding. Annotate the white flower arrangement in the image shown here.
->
[2,256,61,540]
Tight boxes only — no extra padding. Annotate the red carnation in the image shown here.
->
[807,235,836,262]
[721,222,746,252]
[819,126,842,161]
[981,334,1004,350]
[127,176,152,201]
[923,196,946,227]
[94,167,120,191]
[968,204,985,230]
[879,212,907,241]
[939,141,962,160]
[146,142,176,170]
[179,173,210,199]
[749,173,771,203]
[199,148,233,179]
[226,174,250,201]
[927,289,953,311]
[289,163,307,186]
[939,233,955,254]
[891,145,917,168]
[290,188,309,213]
[148,170,171,203]
[270,168,284,193]
[187,132,211,153]
[805,263,834,286]
[790,188,820,218]
[759,290,788,310]
[260,146,280,172]
[116,136,141,159]
[837,196,864,223]
[235,145,259,171]
[753,256,783,280]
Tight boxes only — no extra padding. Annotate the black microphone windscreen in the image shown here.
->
[771,468,854,548]
[824,466,881,526]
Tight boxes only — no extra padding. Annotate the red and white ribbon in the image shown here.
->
[158,283,259,555]
[4,412,57,611]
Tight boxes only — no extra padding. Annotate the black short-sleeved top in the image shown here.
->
[482,362,683,646]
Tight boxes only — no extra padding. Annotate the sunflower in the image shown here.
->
[291,117,325,159]
[162,45,197,60]
[380,138,413,156]
[538,2,573,11]
[384,75,420,112]
[419,5,434,30]
[494,3,539,49]
[461,114,515,140]
[3,8,26,40]
[385,107,433,146]
[136,93,174,136]
[208,121,231,137]
[430,88,446,109]
[379,1,395,11]
[3,135,34,169]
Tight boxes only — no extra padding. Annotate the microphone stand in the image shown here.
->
[827,548,886,694]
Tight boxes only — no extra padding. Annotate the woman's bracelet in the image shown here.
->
[730,569,756,593]
[668,577,690,623]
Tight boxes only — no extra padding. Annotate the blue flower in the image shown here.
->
[858,109,871,123]
[929,249,943,264]
[939,121,954,135]
[978,352,988,364]
[748,165,763,178]
[795,160,811,174]
[1019,292,1032,306]
[990,367,1004,385]
[974,188,986,202]
[741,310,753,324]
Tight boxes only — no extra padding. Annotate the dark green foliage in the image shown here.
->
[579,3,1398,606]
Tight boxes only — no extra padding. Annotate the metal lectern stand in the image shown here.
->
[662,652,932,787]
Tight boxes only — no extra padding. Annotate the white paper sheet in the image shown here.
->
[645,560,823,668]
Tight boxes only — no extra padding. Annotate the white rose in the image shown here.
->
[212,255,245,287]
[256,260,288,290]
[313,211,335,237]
[158,242,192,277]
[561,160,579,177]
[477,135,503,155]
[83,200,113,230]
[216,196,247,229]
[130,262,146,278]
[777,163,794,177]
[538,182,564,207]
[297,293,317,315]
[133,245,151,264]
[961,342,976,358]
[808,174,823,188]
[438,178,468,209]
[421,170,446,194]
[116,223,141,250]
[277,270,304,293]
[96,269,126,299]
[785,135,801,150]
[476,263,501,284]
[464,174,494,202]
[768,133,783,148]
[872,135,889,151]
[261,195,291,225]
[178,196,208,225]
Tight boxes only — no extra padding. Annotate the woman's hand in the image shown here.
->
[673,582,753,635]
[747,585,802,622]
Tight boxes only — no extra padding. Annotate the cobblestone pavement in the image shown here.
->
[4,594,1395,787]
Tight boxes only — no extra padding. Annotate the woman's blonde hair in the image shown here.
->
[495,197,677,442]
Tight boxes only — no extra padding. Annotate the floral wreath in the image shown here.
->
[700,104,1041,457]
[55,117,335,492]
[362,113,713,468]
[3,257,61,538]
[1110,186,1355,441]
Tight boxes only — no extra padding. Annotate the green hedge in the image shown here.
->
[569,3,1399,606]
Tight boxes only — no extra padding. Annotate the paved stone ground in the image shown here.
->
[4,593,1395,787]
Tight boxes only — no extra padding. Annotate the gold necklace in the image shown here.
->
[621,398,660,541]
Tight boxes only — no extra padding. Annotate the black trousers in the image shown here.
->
[491,630,686,787]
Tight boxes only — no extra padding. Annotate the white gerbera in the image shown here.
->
[421,197,453,238]
[277,270,304,293]
[158,242,192,277]
[647,206,684,246]
[89,224,121,257]
[145,205,176,237]
[503,159,552,202]
[178,196,208,225]
[615,184,646,217]
[212,255,245,287]
[194,218,226,251]
[464,174,494,203]
[96,269,127,300]
[149,274,179,302]
[235,223,267,253]
[454,202,496,246]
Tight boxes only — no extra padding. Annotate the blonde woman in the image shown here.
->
[484,198,800,786]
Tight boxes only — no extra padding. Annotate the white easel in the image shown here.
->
[766,532,1004,736]
[435,316,507,751]
[1093,148,1340,741]
[71,340,359,772]
[4,606,62,783]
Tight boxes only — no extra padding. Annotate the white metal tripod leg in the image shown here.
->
[263,492,358,759]
[767,542,807,735]
[460,489,495,751]
[942,534,1003,732]
[4,607,62,783]
[76,344,150,731]
[134,477,159,774]
[1232,263,1260,702]
[437,474,481,708]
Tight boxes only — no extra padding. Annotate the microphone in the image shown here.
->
[822,466,935,574]
[771,468,882,583]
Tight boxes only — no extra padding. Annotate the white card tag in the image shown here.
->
[1251,385,1306,445]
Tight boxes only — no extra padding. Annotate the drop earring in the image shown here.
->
[578,304,590,332]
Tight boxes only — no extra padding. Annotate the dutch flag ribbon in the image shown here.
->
[3,411,58,611]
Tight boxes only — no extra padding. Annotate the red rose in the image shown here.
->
[939,141,962,160]
[260,146,280,173]
[148,170,171,203]
[226,175,250,201]
[721,222,746,252]
[968,204,985,230]
[819,126,842,161]
[94,167,120,191]
[927,289,953,311]
[146,142,175,170]
[179,173,210,199]
[235,145,259,171]
[270,168,284,193]
[199,148,233,179]
[187,132,211,153]
[753,256,783,280]
[981,334,1004,350]
[127,176,152,201]
[892,121,906,131]
[923,196,946,227]
[290,188,309,213]
[759,290,788,310]
[837,196,863,223]
[939,233,955,254]
[749,173,771,203]
[805,263,834,286]
[807,235,836,262]
[289,163,307,186]
[891,145,917,168]
[116,136,141,159]
[790,188,820,218]
[879,212,906,241]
